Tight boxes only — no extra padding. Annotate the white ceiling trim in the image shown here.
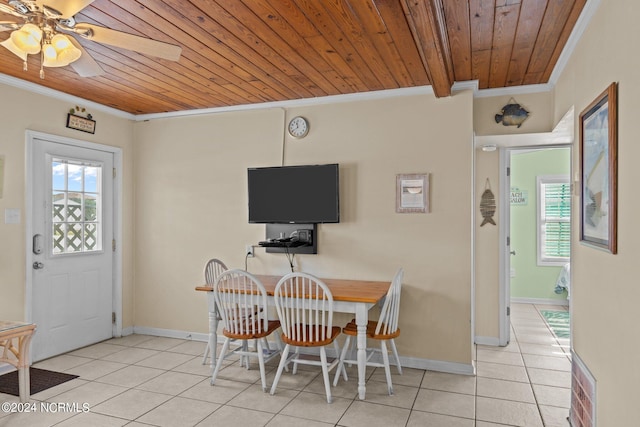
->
[134,85,436,121]
[548,0,602,86]
[0,72,135,120]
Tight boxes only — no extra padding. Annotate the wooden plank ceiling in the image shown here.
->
[0,0,586,115]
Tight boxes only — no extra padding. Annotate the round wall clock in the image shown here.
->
[288,116,309,138]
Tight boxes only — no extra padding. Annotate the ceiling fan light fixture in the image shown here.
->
[0,37,28,61]
[42,34,81,67]
[11,23,42,54]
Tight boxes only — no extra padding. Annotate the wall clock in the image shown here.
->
[288,116,309,138]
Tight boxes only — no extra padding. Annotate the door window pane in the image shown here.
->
[51,158,102,254]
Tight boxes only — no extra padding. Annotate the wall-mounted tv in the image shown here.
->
[248,163,340,224]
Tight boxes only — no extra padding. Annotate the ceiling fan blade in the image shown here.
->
[0,21,21,31]
[0,3,26,18]
[67,36,105,77]
[74,23,182,61]
[36,0,95,19]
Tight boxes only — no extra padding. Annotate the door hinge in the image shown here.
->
[507,166,510,177]
[507,236,510,246]
[112,239,116,252]
[112,312,116,323]
[507,306,511,316]
[113,168,116,179]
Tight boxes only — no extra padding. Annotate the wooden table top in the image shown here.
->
[0,321,35,334]
[196,274,390,304]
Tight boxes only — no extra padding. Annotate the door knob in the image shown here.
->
[33,261,44,270]
[510,250,516,255]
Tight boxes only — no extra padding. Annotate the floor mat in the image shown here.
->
[0,367,79,396]
[540,310,570,339]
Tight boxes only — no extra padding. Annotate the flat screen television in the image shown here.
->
[248,163,340,224]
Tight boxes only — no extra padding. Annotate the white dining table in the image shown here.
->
[196,274,390,400]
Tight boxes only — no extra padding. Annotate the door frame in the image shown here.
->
[499,148,511,346]
[500,144,573,345]
[24,130,123,338]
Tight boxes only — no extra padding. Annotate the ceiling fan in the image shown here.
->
[0,0,181,78]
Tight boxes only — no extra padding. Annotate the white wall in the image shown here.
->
[133,91,476,367]
[553,0,640,424]
[0,83,136,327]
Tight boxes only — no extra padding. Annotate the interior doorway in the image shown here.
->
[501,145,572,345]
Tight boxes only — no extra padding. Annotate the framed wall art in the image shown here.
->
[579,82,618,254]
[396,173,429,213]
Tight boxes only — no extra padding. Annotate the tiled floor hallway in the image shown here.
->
[0,303,571,426]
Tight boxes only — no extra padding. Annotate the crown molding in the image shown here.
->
[134,85,435,121]
[0,73,135,120]
[549,0,602,85]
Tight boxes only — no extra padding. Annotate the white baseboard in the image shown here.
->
[511,297,569,306]
[131,325,475,376]
[132,325,208,342]
[475,336,501,346]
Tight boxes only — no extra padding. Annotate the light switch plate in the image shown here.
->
[4,208,21,224]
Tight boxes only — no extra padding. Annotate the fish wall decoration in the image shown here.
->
[480,178,496,226]
[495,98,529,128]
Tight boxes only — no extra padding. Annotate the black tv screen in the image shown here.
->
[248,164,340,224]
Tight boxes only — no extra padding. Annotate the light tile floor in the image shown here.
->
[0,303,570,426]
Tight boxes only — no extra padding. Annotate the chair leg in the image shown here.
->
[256,339,267,392]
[270,344,290,396]
[334,339,348,381]
[319,347,332,404]
[211,338,231,385]
[389,339,402,375]
[292,347,300,375]
[273,332,289,373]
[202,342,210,365]
[380,341,393,395]
[241,340,250,369]
[333,336,350,387]
[347,336,357,367]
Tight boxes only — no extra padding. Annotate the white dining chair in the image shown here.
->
[201,258,228,365]
[333,268,404,395]
[210,269,282,392]
[269,272,343,403]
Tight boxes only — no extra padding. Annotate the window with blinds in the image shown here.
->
[537,176,571,265]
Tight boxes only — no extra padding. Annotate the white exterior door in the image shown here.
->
[29,137,114,361]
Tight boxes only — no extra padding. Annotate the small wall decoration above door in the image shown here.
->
[66,106,95,134]
[480,178,496,226]
[495,98,529,128]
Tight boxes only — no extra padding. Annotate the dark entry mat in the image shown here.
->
[0,367,79,396]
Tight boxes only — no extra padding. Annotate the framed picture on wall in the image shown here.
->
[396,173,429,213]
[579,82,618,254]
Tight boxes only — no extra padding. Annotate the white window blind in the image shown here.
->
[537,176,571,265]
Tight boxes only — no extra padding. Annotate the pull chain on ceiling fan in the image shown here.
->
[0,0,181,79]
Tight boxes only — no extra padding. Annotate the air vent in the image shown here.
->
[570,351,596,427]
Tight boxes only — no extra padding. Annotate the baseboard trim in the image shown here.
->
[511,297,569,306]
[131,325,475,376]
[132,325,208,342]
[475,336,501,346]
